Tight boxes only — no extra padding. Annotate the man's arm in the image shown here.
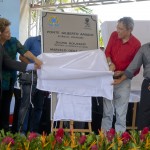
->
[23,51,42,68]
[106,57,116,71]
[105,32,116,71]
[113,47,143,85]
[19,55,30,64]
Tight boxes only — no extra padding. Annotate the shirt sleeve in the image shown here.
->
[24,37,32,50]
[26,63,35,71]
[124,48,143,79]
[105,31,116,58]
[3,50,27,72]
[15,38,28,55]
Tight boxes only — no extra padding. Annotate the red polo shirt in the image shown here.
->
[105,31,141,71]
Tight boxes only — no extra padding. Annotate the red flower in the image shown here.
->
[28,132,38,141]
[109,128,116,135]
[106,128,116,141]
[55,128,64,138]
[79,135,86,145]
[2,136,15,145]
[55,136,63,144]
[121,132,130,144]
[55,128,64,144]
[140,133,146,141]
[141,127,149,134]
[91,144,98,150]
[140,127,149,140]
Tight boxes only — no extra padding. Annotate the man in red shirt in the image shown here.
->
[101,17,141,133]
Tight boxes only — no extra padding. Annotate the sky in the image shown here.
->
[88,1,150,22]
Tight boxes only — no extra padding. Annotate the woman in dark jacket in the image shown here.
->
[0,45,36,130]
[0,45,27,84]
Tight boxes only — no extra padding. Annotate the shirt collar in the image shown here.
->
[118,33,134,44]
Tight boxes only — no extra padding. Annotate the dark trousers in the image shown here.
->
[39,95,51,134]
[137,79,150,130]
[0,88,13,132]
[92,97,103,134]
[30,89,45,132]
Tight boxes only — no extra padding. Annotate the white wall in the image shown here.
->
[19,0,29,44]
[101,20,150,47]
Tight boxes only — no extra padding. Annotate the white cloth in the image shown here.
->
[54,94,92,121]
[129,90,141,103]
[37,49,113,121]
[37,49,113,98]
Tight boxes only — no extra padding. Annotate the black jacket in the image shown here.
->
[0,45,27,82]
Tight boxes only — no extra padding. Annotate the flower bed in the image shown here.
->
[0,127,150,150]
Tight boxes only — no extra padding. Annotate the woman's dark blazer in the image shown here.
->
[0,45,27,81]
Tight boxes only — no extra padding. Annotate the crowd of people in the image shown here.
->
[0,16,150,135]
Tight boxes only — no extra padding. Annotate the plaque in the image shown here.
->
[42,11,99,53]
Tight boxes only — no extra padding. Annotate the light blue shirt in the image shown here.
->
[26,63,34,71]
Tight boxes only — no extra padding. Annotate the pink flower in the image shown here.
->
[55,128,64,138]
[109,128,116,135]
[55,128,64,144]
[106,128,116,141]
[140,127,149,140]
[79,135,86,145]
[2,136,15,145]
[28,132,38,141]
[91,144,98,150]
[55,136,63,144]
[141,127,149,134]
[121,132,130,144]
[140,133,146,141]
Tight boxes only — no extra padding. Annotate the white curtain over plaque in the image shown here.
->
[37,50,113,121]
[39,11,113,121]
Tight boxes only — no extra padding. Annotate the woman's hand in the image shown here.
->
[34,58,43,69]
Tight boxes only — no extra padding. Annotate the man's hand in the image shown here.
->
[114,71,123,77]
[113,71,124,79]
[112,74,127,85]
[112,79,122,85]
[24,51,43,67]
[109,63,116,71]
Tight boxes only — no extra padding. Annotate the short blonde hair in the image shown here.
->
[0,18,11,33]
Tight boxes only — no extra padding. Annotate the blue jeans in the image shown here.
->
[18,83,45,133]
[101,79,131,133]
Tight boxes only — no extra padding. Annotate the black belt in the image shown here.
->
[113,75,122,79]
